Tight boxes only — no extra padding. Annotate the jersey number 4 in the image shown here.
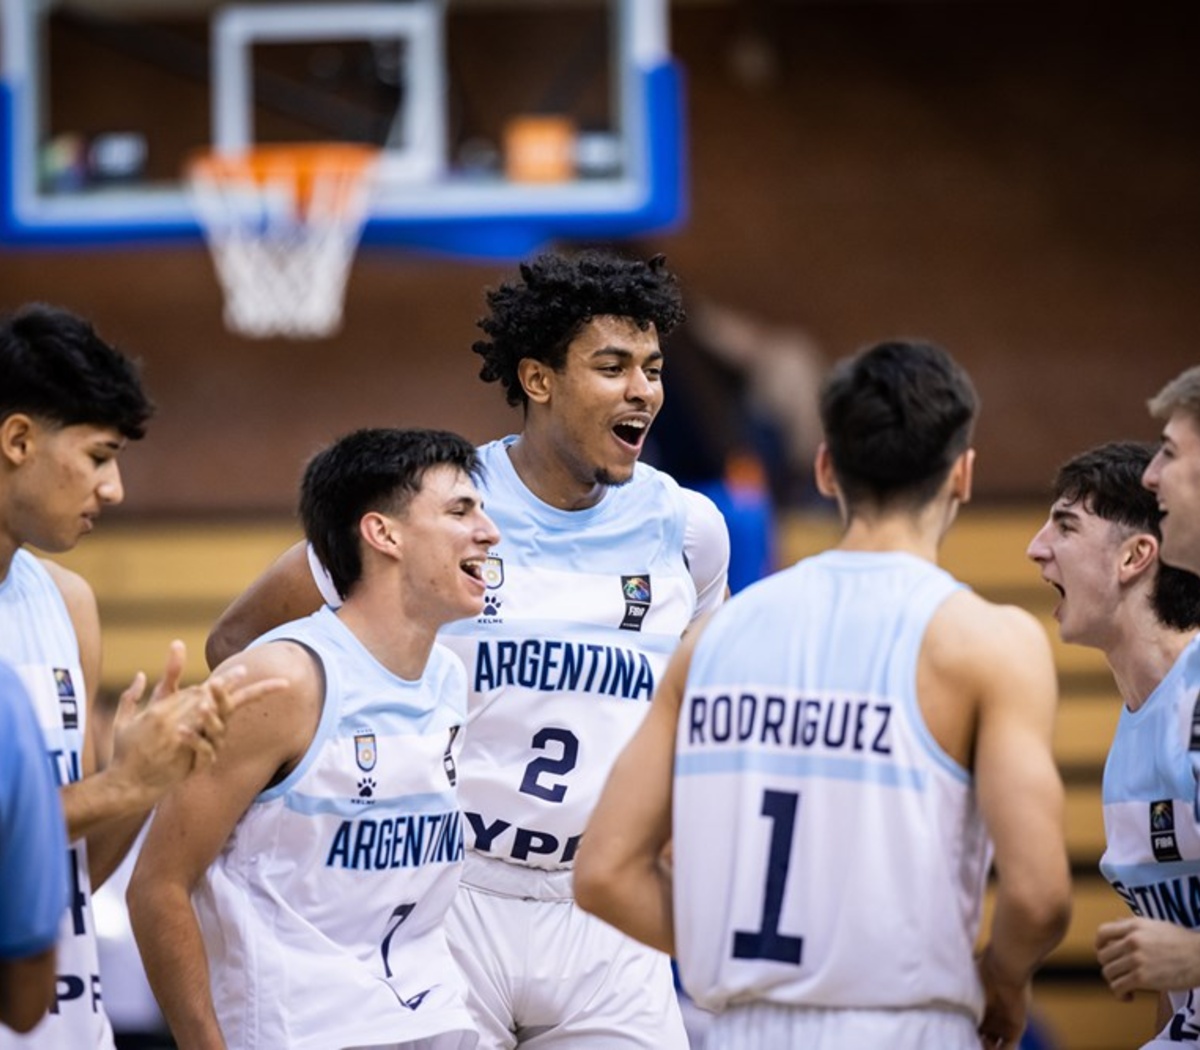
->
[732,789,804,965]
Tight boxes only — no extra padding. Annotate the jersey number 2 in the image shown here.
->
[732,789,804,965]
[518,727,579,803]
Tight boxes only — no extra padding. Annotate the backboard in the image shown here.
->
[0,0,684,257]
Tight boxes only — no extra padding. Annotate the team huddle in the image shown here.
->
[2,249,1200,1050]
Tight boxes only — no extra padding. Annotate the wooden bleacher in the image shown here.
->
[48,519,302,688]
[47,506,1153,1049]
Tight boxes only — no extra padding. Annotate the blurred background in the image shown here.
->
[2,1,1198,1047]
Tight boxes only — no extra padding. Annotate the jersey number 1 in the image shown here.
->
[732,789,803,965]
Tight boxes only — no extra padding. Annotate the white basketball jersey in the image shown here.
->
[193,607,475,1050]
[1101,637,1200,1043]
[673,551,990,1021]
[437,437,723,871]
[0,550,114,1050]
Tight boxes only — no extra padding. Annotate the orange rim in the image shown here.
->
[188,143,379,214]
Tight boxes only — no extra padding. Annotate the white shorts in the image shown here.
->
[445,853,689,1049]
[705,1001,979,1050]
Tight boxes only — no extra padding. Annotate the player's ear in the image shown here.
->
[1118,533,1158,583]
[0,412,37,466]
[949,448,975,505]
[359,511,402,560]
[518,358,553,406]
[814,443,838,498]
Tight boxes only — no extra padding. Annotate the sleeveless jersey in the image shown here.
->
[672,551,990,1021]
[1101,637,1200,1043]
[193,607,474,1050]
[0,550,114,1050]
[436,437,725,871]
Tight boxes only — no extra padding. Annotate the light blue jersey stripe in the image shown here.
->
[283,789,457,819]
[676,749,927,790]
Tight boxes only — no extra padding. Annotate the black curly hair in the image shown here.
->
[472,250,686,407]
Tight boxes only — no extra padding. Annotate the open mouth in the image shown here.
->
[612,419,648,448]
[1045,579,1065,620]
[461,558,486,583]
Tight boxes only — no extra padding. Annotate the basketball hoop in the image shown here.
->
[188,144,379,340]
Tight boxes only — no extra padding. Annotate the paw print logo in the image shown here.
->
[483,596,502,617]
[358,777,376,799]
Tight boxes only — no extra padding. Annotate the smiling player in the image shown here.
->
[130,428,498,1050]
[204,251,731,1048]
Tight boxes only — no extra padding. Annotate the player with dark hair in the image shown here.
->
[131,427,498,1050]
[205,249,730,1048]
[0,304,152,440]
[1027,440,1200,1046]
[0,303,276,1050]
[578,339,1071,1049]
[473,250,686,411]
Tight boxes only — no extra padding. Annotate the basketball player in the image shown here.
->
[0,303,278,1050]
[129,428,498,1049]
[204,251,730,1048]
[1143,366,1200,578]
[576,340,1072,1049]
[1088,369,1200,1008]
[1026,441,1200,1045]
[0,662,67,1035]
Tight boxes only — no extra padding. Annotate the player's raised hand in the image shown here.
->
[108,641,287,803]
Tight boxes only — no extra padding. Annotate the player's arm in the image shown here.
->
[575,626,702,956]
[47,561,188,884]
[965,599,1072,1048]
[128,643,312,1050]
[47,555,284,886]
[205,542,323,669]
[0,948,56,1034]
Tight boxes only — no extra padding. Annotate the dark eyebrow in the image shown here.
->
[1050,506,1080,525]
[589,346,664,363]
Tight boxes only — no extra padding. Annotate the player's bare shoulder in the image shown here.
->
[925,588,1055,689]
[217,638,325,752]
[39,556,98,620]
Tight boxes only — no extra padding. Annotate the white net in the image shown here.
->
[188,146,378,340]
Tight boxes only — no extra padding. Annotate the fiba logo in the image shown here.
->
[620,574,652,632]
[1150,799,1182,862]
[55,668,79,730]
